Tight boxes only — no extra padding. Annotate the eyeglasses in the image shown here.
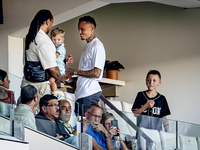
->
[88,112,102,119]
[47,104,59,108]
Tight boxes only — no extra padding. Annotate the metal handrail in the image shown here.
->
[100,95,155,148]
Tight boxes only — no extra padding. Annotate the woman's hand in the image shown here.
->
[116,126,121,137]
[108,126,117,138]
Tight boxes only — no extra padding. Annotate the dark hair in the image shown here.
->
[78,16,96,28]
[0,69,7,81]
[39,94,57,109]
[146,70,161,80]
[87,104,102,113]
[21,85,37,104]
[25,9,53,50]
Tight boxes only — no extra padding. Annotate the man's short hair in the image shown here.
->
[21,85,37,104]
[87,104,102,113]
[39,94,57,109]
[146,70,161,80]
[78,16,96,28]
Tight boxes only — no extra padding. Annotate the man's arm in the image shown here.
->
[66,67,101,78]
[82,119,90,133]
[92,138,104,150]
[48,66,61,82]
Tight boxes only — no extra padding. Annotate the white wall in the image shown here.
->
[25,128,77,150]
[0,139,29,150]
[8,36,24,78]
[53,2,200,125]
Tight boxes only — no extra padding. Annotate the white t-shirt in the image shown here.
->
[75,37,106,100]
[26,29,57,70]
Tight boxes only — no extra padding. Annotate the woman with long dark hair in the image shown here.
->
[25,9,53,50]
[23,9,61,98]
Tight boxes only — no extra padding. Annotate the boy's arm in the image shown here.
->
[162,116,169,132]
[132,100,155,116]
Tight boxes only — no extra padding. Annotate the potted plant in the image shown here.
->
[104,60,125,80]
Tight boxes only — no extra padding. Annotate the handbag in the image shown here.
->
[24,50,50,82]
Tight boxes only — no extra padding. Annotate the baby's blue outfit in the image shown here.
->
[56,43,66,75]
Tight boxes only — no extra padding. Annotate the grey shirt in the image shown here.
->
[15,104,36,130]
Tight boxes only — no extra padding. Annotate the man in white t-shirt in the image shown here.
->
[66,16,106,115]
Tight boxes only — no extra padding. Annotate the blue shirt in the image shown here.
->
[87,125,107,150]
[112,139,121,150]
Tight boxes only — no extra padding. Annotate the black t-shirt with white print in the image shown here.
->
[132,91,171,131]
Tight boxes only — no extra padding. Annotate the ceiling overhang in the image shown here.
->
[10,0,200,38]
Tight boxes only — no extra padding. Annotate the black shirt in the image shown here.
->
[132,91,171,131]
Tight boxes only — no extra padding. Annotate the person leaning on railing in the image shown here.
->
[131,70,171,132]
[0,69,16,105]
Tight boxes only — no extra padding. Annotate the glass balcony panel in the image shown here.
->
[2,72,200,150]
[0,72,78,147]
[178,121,200,150]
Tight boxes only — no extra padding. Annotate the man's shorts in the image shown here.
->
[75,91,102,116]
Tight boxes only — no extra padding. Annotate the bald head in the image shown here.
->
[59,100,72,123]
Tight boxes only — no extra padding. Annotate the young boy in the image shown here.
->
[131,70,171,132]
[49,28,68,98]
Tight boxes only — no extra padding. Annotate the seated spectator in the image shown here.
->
[35,94,62,137]
[35,94,77,147]
[83,104,114,150]
[0,69,16,105]
[101,112,128,150]
[15,85,39,130]
[57,99,77,146]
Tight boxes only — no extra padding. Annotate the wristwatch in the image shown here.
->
[105,134,110,138]
[74,71,77,75]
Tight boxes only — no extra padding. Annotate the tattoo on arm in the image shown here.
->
[59,74,67,82]
[78,68,101,78]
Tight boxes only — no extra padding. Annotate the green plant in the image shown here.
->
[104,60,125,71]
